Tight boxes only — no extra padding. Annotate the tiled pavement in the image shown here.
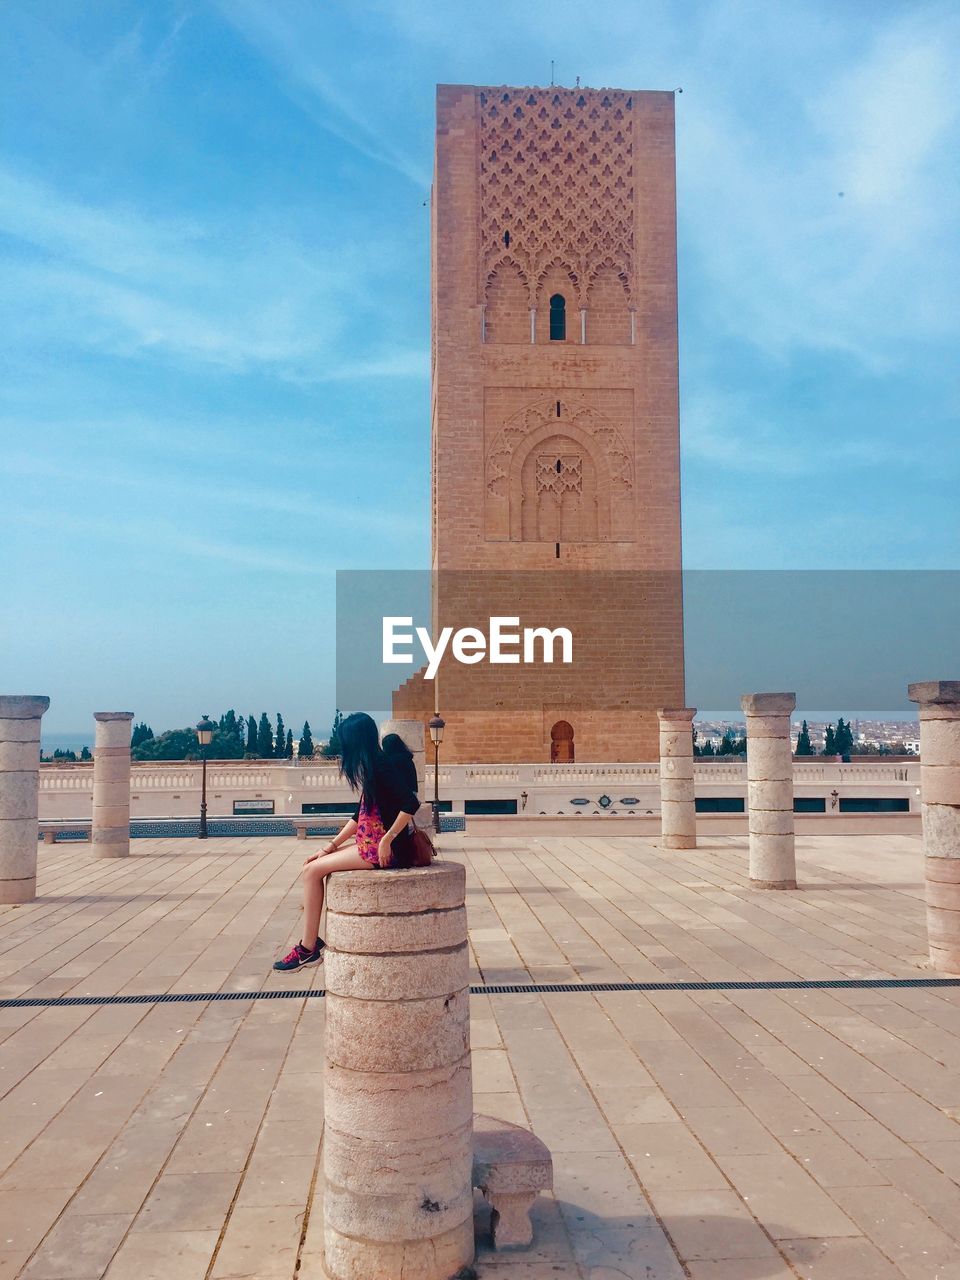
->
[1,832,959,1279]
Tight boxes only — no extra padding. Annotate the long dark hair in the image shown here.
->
[381,732,413,763]
[339,712,382,795]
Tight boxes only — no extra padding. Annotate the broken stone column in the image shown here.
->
[741,692,797,889]
[0,696,50,904]
[908,681,960,974]
[658,707,697,849]
[92,712,134,858]
[322,862,474,1279]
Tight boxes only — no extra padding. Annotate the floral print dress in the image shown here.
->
[356,795,387,867]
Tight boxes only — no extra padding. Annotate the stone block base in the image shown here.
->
[323,1216,473,1280]
[92,844,130,859]
[926,856,960,972]
[661,834,697,850]
[0,876,36,904]
[928,946,960,976]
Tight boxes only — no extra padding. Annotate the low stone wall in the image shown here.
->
[38,758,922,823]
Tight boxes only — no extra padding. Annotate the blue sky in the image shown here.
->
[1,0,957,734]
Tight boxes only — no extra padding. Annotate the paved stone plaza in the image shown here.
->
[1,832,959,1279]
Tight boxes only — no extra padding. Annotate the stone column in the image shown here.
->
[741,692,797,889]
[322,862,474,1279]
[908,681,960,974]
[0,696,50,904]
[92,713,135,858]
[658,707,697,849]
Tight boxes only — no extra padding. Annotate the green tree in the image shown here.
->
[210,709,244,759]
[80,745,92,761]
[131,722,154,749]
[834,717,854,757]
[246,715,258,755]
[717,727,746,757]
[795,720,813,756]
[132,728,200,761]
[257,713,273,758]
[823,725,837,756]
[298,721,315,759]
[322,709,344,759]
[285,729,294,758]
[275,713,286,759]
[211,727,244,758]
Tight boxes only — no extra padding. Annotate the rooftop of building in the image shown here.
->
[2,831,958,1278]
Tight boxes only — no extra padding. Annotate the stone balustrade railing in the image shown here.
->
[37,756,919,822]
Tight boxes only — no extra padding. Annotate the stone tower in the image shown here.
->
[394,83,685,763]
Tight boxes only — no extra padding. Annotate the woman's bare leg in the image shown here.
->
[302,848,368,947]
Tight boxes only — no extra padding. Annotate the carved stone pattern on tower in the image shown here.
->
[483,396,635,544]
[479,87,634,307]
[537,455,582,495]
[486,399,632,498]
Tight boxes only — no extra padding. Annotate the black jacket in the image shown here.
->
[351,755,420,864]
[386,751,418,798]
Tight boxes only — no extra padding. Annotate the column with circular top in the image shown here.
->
[0,695,50,904]
[92,712,135,858]
[321,861,474,1279]
[742,692,797,889]
[658,707,697,849]
[909,681,960,974]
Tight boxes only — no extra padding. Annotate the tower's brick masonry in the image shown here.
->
[394,84,685,763]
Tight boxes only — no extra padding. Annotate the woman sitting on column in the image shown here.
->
[273,712,419,971]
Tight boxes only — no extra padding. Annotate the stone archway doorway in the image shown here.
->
[550,720,575,764]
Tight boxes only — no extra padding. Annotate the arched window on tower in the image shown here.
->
[551,720,575,763]
[549,293,566,341]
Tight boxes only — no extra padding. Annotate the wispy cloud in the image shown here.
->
[211,0,431,187]
[98,8,194,93]
[0,164,425,381]
[9,507,329,576]
[0,449,425,541]
[681,389,919,477]
[0,167,202,276]
[676,8,960,368]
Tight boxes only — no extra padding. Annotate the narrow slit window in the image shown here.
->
[556,400,561,417]
[549,293,566,341]
[503,230,510,248]
[555,542,561,559]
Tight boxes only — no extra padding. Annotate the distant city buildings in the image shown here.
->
[695,720,919,756]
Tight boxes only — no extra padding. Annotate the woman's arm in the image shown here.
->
[327,818,357,850]
[307,818,357,861]
[378,811,414,868]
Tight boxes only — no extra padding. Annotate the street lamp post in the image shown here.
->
[196,715,215,839]
[428,713,445,834]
